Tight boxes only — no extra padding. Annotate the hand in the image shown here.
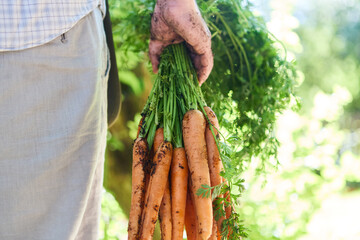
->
[149,0,213,85]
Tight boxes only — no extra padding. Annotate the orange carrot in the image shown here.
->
[183,109,213,240]
[225,190,232,219]
[217,226,222,240]
[128,138,148,240]
[209,218,219,240]
[141,127,164,228]
[185,184,197,240]
[222,177,232,219]
[159,180,172,240]
[204,106,222,188]
[171,147,189,240]
[224,185,233,238]
[140,141,173,240]
[204,106,226,231]
[153,128,164,153]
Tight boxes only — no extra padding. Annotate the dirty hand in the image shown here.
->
[149,0,213,85]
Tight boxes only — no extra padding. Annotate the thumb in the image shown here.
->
[149,39,168,74]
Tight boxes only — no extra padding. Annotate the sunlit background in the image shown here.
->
[99,0,360,239]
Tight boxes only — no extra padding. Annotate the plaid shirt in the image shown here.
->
[0,1,105,51]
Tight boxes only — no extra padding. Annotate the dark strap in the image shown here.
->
[103,0,121,127]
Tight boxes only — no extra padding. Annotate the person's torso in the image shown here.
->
[0,0,105,52]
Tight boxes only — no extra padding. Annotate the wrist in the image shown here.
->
[157,0,197,10]
[157,0,195,3]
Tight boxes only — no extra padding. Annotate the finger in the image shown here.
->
[192,50,213,86]
[149,39,167,74]
[165,10,212,56]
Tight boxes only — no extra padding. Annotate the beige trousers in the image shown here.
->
[0,7,108,240]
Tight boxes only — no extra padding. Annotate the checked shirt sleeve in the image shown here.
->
[0,0,105,51]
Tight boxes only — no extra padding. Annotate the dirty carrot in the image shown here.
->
[141,127,165,228]
[225,190,232,219]
[209,218,219,240]
[171,147,188,240]
[128,138,148,240]
[204,106,223,188]
[183,109,213,240]
[224,186,233,238]
[159,180,172,240]
[204,106,226,230]
[185,182,197,240]
[140,141,173,240]
[153,128,164,154]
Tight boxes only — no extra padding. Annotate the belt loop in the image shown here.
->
[60,33,67,43]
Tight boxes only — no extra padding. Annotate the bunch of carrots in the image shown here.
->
[127,44,233,240]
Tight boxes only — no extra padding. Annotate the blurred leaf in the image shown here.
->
[118,71,144,96]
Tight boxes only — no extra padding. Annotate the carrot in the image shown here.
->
[209,218,219,240]
[128,138,148,240]
[183,109,213,240]
[204,106,226,231]
[224,185,233,238]
[140,141,173,240]
[141,127,165,229]
[171,147,188,240]
[204,106,222,187]
[153,128,164,153]
[225,190,232,219]
[222,176,232,220]
[217,226,222,240]
[184,184,197,240]
[136,115,145,138]
[159,180,172,240]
